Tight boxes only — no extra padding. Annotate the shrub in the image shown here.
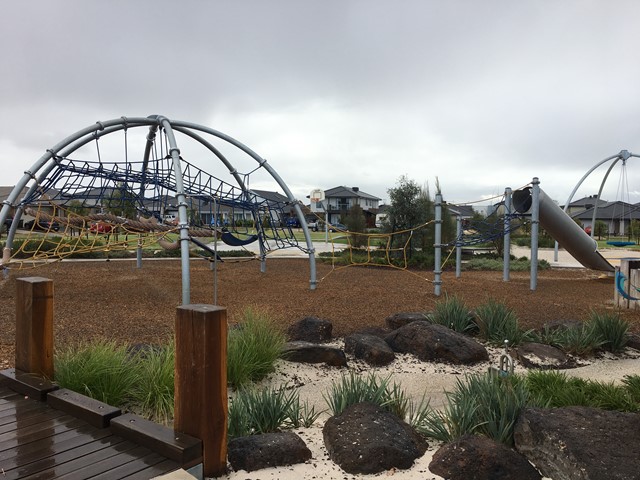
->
[55,340,140,406]
[413,372,531,446]
[228,385,321,438]
[534,323,604,357]
[426,294,477,334]
[464,257,550,271]
[525,370,639,412]
[622,375,640,403]
[129,343,175,425]
[227,307,286,389]
[587,311,629,353]
[473,299,532,346]
[323,371,411,419]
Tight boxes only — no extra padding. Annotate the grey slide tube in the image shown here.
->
[513,187,614,272]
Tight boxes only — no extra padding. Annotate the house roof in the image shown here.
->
[564,195,608,210]
[324,186,381,201]
[251,189,290,204]
[448,205,474,218]
[571,201,640,220]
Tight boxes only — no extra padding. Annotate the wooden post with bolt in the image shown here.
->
[15,277,54,379]
[174,304,228,477]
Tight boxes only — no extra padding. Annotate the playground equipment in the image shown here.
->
[0,115,317,302]
[614,258,640,308]
[556,149,640,258]
[513,182,614,272]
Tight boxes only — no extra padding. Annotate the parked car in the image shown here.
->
[286,217,301,228]
[24,219,60,232]
[89,221,114,233]
[329,222,347,232]
[307,220,319,231]
[2,217,12,231]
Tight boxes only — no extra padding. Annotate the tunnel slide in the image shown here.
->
[513,187,614,272]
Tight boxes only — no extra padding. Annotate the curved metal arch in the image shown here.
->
[553,150,639,260]
[0,115,317,301]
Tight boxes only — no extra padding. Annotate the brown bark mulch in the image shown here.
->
[1,258,638,369]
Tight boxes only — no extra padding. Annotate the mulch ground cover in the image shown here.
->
[2,257,638,369]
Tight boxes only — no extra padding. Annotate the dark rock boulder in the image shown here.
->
[514,342,576,370]
[287,316,332,343]
[626,333,640,352]
[429,434,541,480]
[228,432,312,472]
[384,321,489,365]
[323,402,427,474]
[344,333,395,366]
[354,326,391,338]
[515,406,640,480]
[385,312,427,330]
[281,341,347,367]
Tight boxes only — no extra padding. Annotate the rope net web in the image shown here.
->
[319,221,436,283]
[3,125,308,269]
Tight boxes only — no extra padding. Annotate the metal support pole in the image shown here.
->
[213,197,219,303]
[455,215,462,278]
[157,116,191,305]
[434,193,443,296]
[503,187,512,282]
[136,235,143,269]
[530,178,540,291]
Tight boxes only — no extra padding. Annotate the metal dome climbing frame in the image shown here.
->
[0,115,318,302]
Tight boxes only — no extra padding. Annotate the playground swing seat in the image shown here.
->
[220,231,259,247]
[606,240,636,247]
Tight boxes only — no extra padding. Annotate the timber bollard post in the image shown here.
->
[174,304,228,477]
[15,277,54,379]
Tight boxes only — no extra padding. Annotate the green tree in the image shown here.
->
[343,204,367,248]
[594,220,608,240]
[104,184,137,219]
[630,219,640,243]
[66,200,89,216]
[386,176,454,256]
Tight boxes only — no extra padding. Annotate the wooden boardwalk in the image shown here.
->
[0,371,201,480]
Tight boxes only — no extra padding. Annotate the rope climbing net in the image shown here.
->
[2,118,311,270]
[319,220,436,283]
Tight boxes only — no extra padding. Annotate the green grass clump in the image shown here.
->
[228,385,322,438]
[534,323,605,357]
[413,372,532,446]
[129,343,175,425]
[323,371,412,419]
[426,294,477,334]
[525,370,639,412]
[464,258,550,271]
[55,340,141,407]
[473,299,533,346]
[587,311,629,353]
[227,307,286,389]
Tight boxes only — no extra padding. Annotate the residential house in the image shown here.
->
[310,186,381,226]
[563,195,608,215]
[448,205,475,225]
[571,201,640,236]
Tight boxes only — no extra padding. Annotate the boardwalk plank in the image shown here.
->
[1,423,113,472]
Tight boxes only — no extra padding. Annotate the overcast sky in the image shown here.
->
[1,0,639,207]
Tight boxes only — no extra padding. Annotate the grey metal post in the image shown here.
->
[503,187,512,282]
[136,236,143,269]
[213,196,219,303]
[530,178,540,291]
[157,116,191,305]
[434,194,443,296]
[455,215,462,278]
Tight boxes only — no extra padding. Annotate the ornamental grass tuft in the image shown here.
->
[227,307,286,389]
[426,294,477,334]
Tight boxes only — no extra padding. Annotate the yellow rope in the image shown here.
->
[318,220,435,283]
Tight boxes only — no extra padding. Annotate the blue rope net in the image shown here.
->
[11,127,307,263]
